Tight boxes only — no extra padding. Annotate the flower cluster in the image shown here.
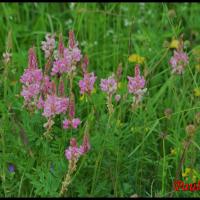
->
[51,31,82,76]
[20,48,43,105]
[41,33,56,58]
[65,134,90,161]
[79,72,97,95]
[169,50,189,74]
[100,75,117,95]
[42,95,69,118]
[20,31,84,135]
[127,64,147,105]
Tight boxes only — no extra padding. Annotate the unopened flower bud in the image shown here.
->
[185,124,196,137]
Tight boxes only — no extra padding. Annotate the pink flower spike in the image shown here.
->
[69,96,75,119]
[82,55,89,73]
[28,48,38,69]
[79,134,90,155]
[71,118,81,129]
[79,72,97,95]
[41,33,55,58]
[58,34,64,58]
[69,30,76,49]
[63,119,71,129]
[59,79,65,97]
[70,138,78,147]
[169,50,189,75]
[37,96,45,109]
[100,75,117,95]
[135,64,140,76]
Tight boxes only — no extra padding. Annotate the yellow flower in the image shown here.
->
[128,54,145,64]
[169,39,179,49]
[182,167,192,178]
[194,88,200,97]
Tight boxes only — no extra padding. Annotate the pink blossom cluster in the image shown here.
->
[100,75,117,95]
[169,50,189,74]
[65,134,90,160]
[41,33,56,58]
[51,31,82,76]
[20,48,43,103]
[127,64,147,103]
[42,95,69,118]
[79,72,97,95]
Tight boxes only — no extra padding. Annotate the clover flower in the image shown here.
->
[79,72,97,95]
[169,50,189,74]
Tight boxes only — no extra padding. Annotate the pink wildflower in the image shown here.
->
[20,48,43,103]
[100,75,117,94]
[127,65,146,94]
[63,118,81,129]
[65,138,80,160]
[127,64,147,104]
[71,118,81,128]
[115,94,121,102]
[79,72,97,95]
[65,135,90,161]
[169,50,189,74]
[41,33,56,58]
[58,79,65,97]
[37,96,45,109]
[79,134,90,155]
[42,95,69,118]
[21,83,41,102]
[63,119,71,129]
[41,75,53,95]
[82,55,89,73]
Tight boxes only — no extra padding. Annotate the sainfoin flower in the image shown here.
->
[65,135,90,161]
[63,118,81,129]
[100,75,117,94]
[20,48,43,103]
[169,50,189,74]
[41,33,56,58]
[51,31,82,76]
[79,72,97,95]
[42,95,69,118]
[127,64,147,103]
[63,96,81,129]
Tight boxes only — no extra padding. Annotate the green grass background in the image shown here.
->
[0,2,200,197]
